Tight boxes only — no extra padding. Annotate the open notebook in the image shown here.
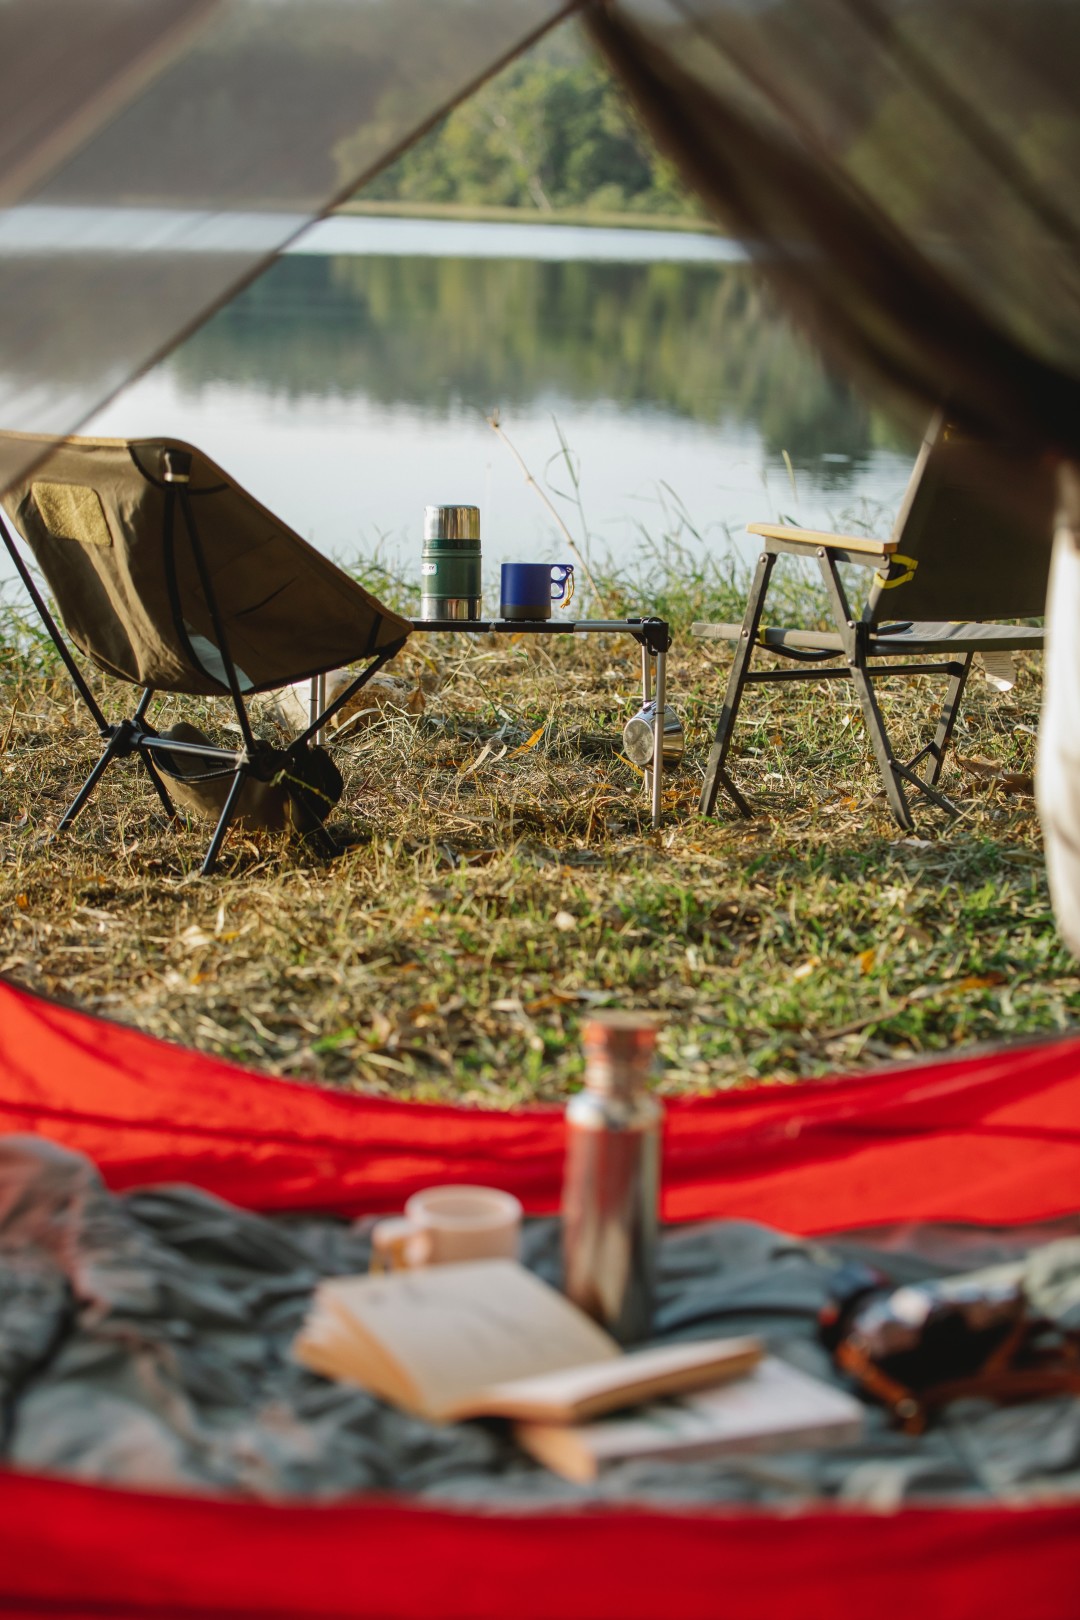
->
[293,1258,762,1424]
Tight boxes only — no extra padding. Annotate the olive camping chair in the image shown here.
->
[694,415,1055,830]
[0,431,411,873]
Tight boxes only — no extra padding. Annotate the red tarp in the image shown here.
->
[1,973,1079,1617]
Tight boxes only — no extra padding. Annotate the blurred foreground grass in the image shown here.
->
[0,547,1072,1104]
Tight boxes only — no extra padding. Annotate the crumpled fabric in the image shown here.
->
[3,1134,1080,1508]
[0,1136,506,1497]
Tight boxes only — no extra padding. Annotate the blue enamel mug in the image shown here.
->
[500,561,575,622]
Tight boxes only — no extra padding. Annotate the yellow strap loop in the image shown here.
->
[879,553,918,589]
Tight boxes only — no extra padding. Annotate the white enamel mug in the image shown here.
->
[370,1184,523,1271]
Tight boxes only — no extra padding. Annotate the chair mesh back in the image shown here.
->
[0,431,410,694]
[872,419,1055,624]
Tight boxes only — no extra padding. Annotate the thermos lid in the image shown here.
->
[424,504,480,544]
[582,1011,657,1092]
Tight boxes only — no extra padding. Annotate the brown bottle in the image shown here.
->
[561,1012,663,1343]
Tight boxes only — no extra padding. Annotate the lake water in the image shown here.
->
[8,216,916,601]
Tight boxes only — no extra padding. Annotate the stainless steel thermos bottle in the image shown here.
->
[420,504,482,620]
[562,1012,663,1343]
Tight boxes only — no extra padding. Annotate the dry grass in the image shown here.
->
[0,554,1073,1105]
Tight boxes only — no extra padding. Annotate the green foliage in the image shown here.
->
[363,27,700,218]
[0,592,64,681]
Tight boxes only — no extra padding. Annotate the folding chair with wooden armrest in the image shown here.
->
[694,417,1053,830]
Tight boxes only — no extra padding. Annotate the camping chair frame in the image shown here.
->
[695,414,1052,830]
[0,449,406,874]
[696,528,1021,832]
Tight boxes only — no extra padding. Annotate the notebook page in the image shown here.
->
[463,1335,762,1423]
[319,1259,618,1419]
[563,1356,864,1466]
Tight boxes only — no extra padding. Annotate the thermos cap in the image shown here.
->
[424,504,480,543]
[582,1012,657,1092]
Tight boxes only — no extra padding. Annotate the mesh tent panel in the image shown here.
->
[0,0,577,494]
[588,0,1080,453]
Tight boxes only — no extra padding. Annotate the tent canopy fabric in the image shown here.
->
[1,973,1079,1617]
[5,976,1080,1231]
[2,0,1080,490]
[0,0,579,493]
[588,0,1080,453]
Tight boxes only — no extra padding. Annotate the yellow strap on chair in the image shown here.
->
[879,554,919,588]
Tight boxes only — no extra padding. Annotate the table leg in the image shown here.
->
[651,649,666,829]
[308,674,327,745]
[640,642,653,804]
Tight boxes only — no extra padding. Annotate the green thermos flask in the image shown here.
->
[420,504,482,620]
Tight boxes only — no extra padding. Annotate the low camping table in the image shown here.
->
[309,616,674,828]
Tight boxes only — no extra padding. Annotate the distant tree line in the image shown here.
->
[361,27,700,218]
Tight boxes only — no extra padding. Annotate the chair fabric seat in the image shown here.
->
[0,430,411,873]
[0,432,411,696]
[693,620,1044,656]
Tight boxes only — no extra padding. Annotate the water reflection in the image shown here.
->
[64,223,917,594]
[174,252,885,466]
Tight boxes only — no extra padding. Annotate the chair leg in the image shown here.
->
[815,549,915,831]
[137,749,179,821]
[848,660,915,831]
[699,551,775,817]
[922,656,972,788]
[200,770,247,877]
[56,734,126,832]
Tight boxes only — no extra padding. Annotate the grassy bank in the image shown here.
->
[334,199,722,235]
[0,554,1070,1104]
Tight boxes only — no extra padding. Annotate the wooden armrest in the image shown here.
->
[747,522,896,557]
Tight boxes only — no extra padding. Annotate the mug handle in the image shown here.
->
[370,1217,434,1272]
[550,564,575,607]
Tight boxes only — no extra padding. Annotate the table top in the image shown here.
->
[408,616,672,652]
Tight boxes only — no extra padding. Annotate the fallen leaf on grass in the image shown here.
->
[458,738,508,778]
[938,971,1008,996]
[616,753,646,780]
[506,724,546,759]
[819,970,1008,1041]
[357,1051,412,1075]
[956,756,1034,795]
[524,991,587,1014]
